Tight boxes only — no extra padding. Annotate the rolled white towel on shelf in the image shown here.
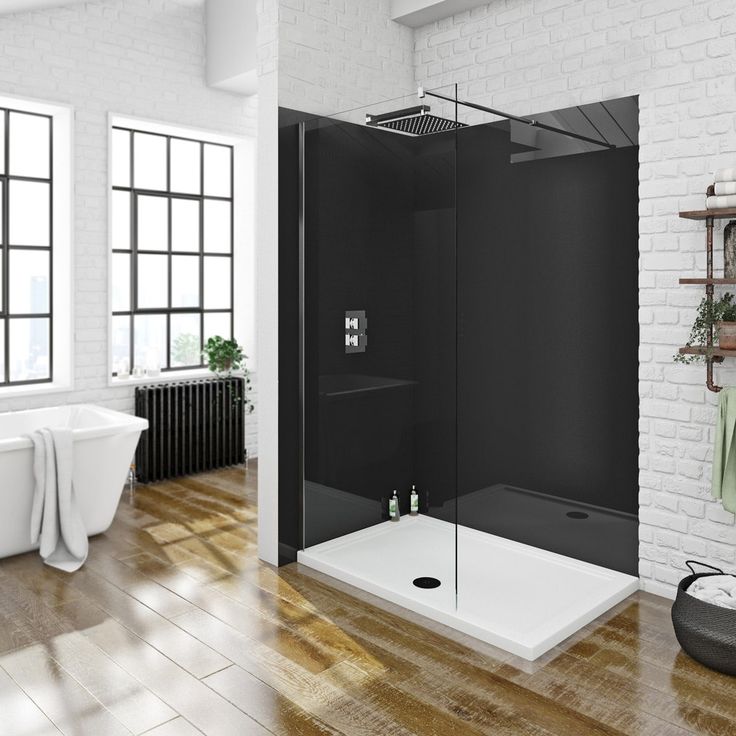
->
[706,194,736,210]
[715,181,736,196]
[716,168,736,183]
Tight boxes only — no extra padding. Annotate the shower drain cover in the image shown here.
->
[413,577,441,589]
[567,511,589,519]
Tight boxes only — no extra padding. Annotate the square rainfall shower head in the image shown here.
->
[365,105,465,136]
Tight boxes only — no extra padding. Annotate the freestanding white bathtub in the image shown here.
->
[0,404,148,559]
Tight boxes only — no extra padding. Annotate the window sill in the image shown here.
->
[109,368,215,388]
[0,380,73,400]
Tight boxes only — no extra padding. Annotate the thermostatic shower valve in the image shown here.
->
[345,310,367,353]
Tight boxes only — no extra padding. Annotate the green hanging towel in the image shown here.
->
[712,387,736,513]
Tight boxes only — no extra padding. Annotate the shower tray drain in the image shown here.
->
[566,511,589,519]
[413,576,441,589]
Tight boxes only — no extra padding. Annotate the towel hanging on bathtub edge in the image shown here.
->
[28,427,88,572]
[712,387,736,514]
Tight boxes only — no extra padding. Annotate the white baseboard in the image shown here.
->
[639,577,677,601]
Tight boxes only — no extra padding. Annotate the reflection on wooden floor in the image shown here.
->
[0,462,734,735]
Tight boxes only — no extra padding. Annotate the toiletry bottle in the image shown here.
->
[410,485,419,516]
[389,490,400,522]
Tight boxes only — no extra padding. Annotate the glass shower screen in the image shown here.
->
[296,87,639,659]
[300,90,459,604]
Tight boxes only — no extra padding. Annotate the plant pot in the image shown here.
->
[725,221,736,279]
[717,321,736,350]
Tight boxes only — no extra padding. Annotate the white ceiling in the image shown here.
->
[391,0,492,27]
[0,0,203,13]
[0,0,482,26]
[0,0,78,13]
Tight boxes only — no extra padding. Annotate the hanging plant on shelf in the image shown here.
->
[203,335,254,413]
[675,292,736,363]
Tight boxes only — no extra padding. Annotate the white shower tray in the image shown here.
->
[298,514,638,660]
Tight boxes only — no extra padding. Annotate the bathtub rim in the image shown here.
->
[0,404,148,453]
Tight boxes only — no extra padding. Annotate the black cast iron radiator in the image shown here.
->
[134,378,246,482]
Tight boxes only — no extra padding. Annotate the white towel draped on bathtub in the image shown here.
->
[28,428,88,572]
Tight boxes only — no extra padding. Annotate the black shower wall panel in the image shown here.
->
[281,108,638,561]
[455,123,639,515]
[304,121,419,521]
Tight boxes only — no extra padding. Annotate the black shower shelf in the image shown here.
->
[679,278,736,285]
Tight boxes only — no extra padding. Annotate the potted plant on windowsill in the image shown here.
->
[676,292,736,362]
[203,336,254,413]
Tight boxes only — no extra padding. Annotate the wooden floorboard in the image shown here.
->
[1,461,735,735]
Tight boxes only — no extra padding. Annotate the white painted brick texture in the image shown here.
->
[277,0,415,115]
[412,0,736,598]
[0,0,258,457]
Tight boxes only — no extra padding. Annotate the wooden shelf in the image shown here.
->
[680,208,736,220]
[678,190,736,390]
[679,277,736,285]
[678,346,736,358]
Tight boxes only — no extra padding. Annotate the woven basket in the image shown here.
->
[671,560,736,675]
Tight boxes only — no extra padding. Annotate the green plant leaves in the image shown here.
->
[675,292,736,364]
[202,335,254,413]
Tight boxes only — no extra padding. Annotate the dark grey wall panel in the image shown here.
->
[302,120,424,547]
[285,104,638,574]
[456,123,639,516]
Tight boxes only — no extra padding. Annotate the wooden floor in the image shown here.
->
[1,466,735,736]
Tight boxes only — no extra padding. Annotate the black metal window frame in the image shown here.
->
[111,125,235,376]
[0,106,54,387]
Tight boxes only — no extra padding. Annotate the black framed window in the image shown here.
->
[111,126,234,375]
[0,107,53,386]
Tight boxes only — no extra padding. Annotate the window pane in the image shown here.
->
[112,128,131,187]
[9,317,49,381]
[203,199,231,253]
[134,314,166,372]
[170,138,200,195]
[137,195,168,251]
[170,313,201,367]
[9,249,49,314]
[171,198,199,252]
[0,252,3,310]
[133,132,167,191]
[171,255,199,308]
[0,181,3,244]
[112,315,130,374]
[203,144,231,197]
[204,257,231,309]
[112,190,131,250]
[204,312,231,343]
[0,320,4,382]
[137,254,168,309]
[112,252,130,312]
[9,112,50,179]
[9,181,50,246]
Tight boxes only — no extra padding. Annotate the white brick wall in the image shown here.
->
[256,0,279,561]
[0,0,258,457]
[413,0,736,598]
[277,0,415,115]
